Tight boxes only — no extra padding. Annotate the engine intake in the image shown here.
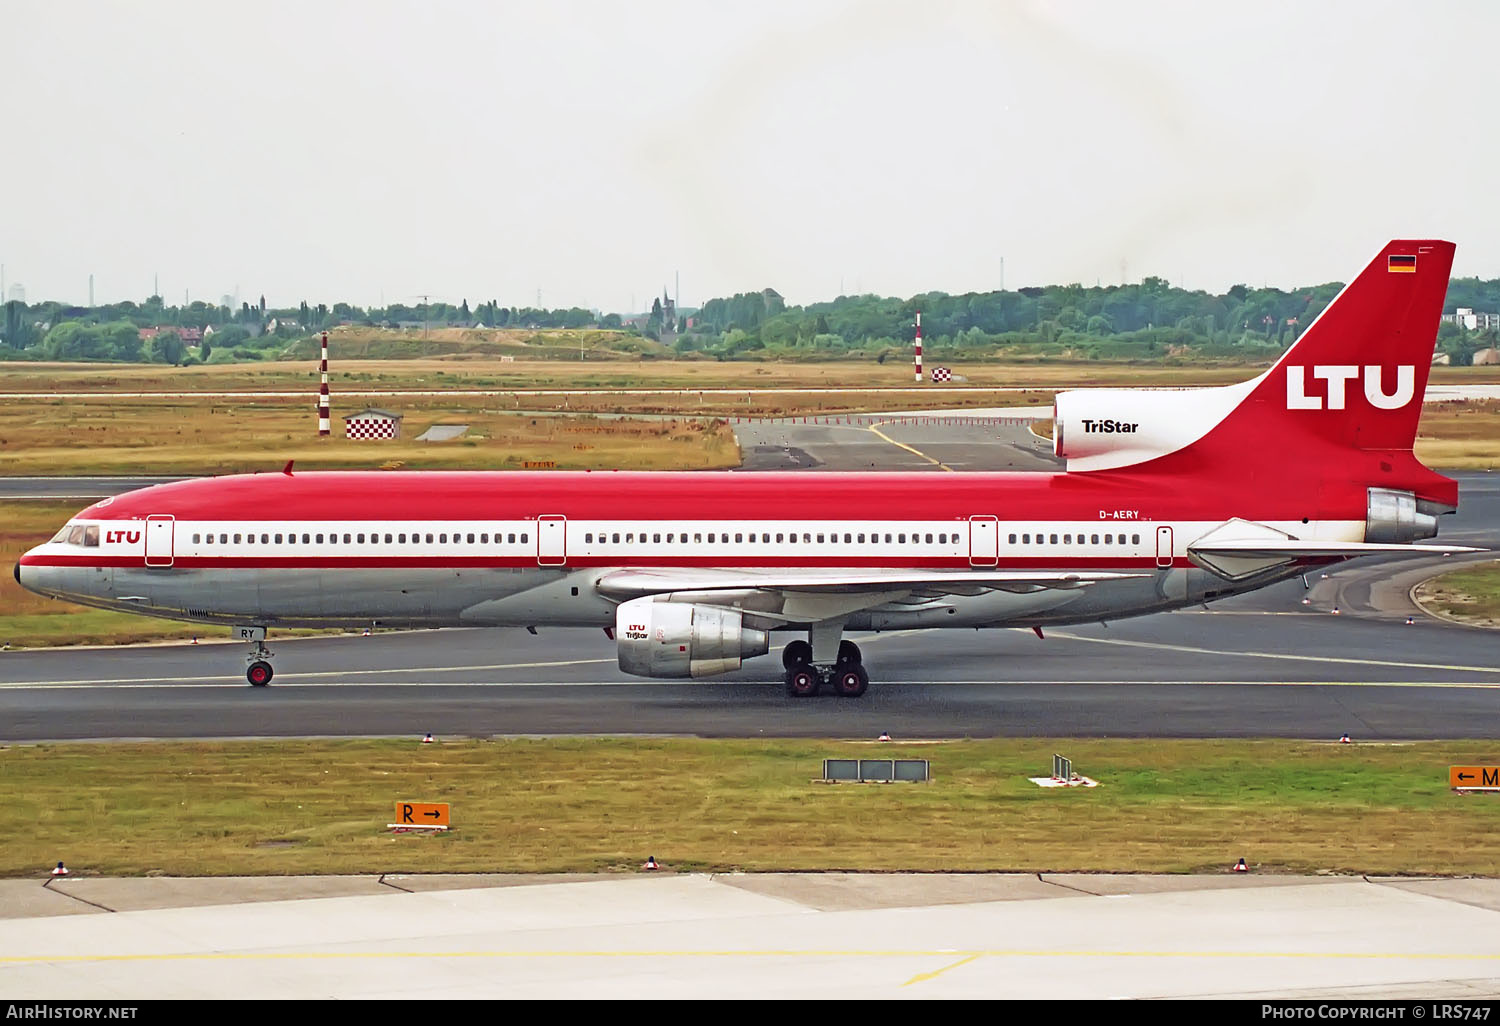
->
[1366,488,1438,543]
[615,596,769,679]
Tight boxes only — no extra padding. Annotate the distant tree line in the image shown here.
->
[6,273,1500,365]
[676,276,1500,366]
[0,294,623,364]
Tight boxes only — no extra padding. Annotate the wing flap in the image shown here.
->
[596,567,1145,599]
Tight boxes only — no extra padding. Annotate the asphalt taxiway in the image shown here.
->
[733,410,1058,472]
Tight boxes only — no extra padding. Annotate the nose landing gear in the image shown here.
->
[243,636,275,686]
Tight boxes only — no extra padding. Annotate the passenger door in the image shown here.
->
[1155,525,1173,568]
[968,515,999,567]
[144,515,175,567]
[537,514,567,566]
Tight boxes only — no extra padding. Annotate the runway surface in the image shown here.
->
[0,476,186,500]
[734,411,1059,471]
[4,591,1499,740]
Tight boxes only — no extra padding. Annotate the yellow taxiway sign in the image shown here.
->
[392,801,450,827]
[1449,766,1500,790]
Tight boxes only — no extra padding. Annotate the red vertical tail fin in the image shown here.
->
[1232,239,1453,454]
[1055,240,1457,506]
[1151,239,1456,507]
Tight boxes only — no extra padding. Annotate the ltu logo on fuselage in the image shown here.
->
[105,530,141,544]
[1286,365,1415,410]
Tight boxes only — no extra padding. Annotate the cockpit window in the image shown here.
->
[52,522,102,546]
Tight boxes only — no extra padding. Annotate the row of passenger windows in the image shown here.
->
[192,531,529,545]
[1011,532,1140,545]
[582,531,958,545]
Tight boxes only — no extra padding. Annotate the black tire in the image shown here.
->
[782,640,813,670]
[831,664,868,698]
[247,661,274,687]
[785,664,821,697]
[837,640,862,666]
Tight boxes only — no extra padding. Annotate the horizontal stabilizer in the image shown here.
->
[1189,535,1482,581]
[1190,539,1483,558]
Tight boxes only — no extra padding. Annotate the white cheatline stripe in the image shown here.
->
[1048,630,1500,675]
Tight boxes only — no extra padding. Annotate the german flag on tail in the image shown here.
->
[1388,253,1417,273]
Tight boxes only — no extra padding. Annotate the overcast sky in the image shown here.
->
[4,0,1496,311]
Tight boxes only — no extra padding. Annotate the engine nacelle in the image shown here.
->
[1052,381,1250,471]
[1365,488,1438,543]
[615,596,769,679]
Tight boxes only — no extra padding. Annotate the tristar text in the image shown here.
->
[1080,419,1138,434]
[1285,364,1415,410]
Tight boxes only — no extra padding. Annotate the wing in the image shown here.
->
[595,566,1146,625]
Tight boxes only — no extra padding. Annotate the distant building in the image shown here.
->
[344,408,403,440]
[1473,348,1500,366]
[137,325,202,346]
[6,284,24,304]
[1444,308,1500,331]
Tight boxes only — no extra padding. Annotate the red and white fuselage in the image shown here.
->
[16,241,1472,692]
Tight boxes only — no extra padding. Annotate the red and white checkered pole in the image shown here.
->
[914,311,923,383]
[317,331,331,436]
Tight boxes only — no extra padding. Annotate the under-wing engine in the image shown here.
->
[615,596,769,678]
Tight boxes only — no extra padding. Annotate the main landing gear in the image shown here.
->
[782,638,868,698]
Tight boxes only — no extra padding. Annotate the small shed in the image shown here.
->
[1473,348,1500,366]
[344,408,403,440]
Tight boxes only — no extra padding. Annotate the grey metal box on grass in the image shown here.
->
[820,759,930,783]
[824,759,860,781]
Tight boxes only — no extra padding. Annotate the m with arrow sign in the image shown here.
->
[1449,766,1500,791]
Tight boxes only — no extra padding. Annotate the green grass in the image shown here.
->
[1414,560,1500,626]
[2,738,1498,877]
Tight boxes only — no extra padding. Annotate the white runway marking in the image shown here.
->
[0,656,617,688]
[1050,630,1500,674]
[2,678,1499,691]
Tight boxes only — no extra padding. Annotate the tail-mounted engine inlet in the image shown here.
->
[1365,488,1439,544]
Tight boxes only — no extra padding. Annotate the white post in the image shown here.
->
[914,311,923,383]
[318,332,331,436]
